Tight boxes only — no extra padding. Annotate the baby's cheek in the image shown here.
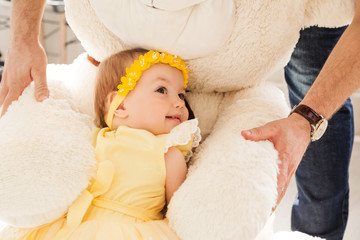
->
[183,109,190,121]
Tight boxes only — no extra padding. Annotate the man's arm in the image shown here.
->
[0,0,48,116]
[302,3,360,118]
[242,0,360,207]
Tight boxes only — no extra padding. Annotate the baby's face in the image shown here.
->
[121,63,189,135]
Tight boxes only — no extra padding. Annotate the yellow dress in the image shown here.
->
[0,119,200,240]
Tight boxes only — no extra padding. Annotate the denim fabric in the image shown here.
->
[284,26,354,240]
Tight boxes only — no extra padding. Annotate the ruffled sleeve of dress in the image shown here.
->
[164,119,201,163]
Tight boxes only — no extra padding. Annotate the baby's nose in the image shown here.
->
[173,96,185,108]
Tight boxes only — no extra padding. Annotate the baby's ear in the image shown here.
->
[114,104,128,119]
[107,91,128,119]
[107,91,117,105]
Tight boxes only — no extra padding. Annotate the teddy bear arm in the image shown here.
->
[167,84,290,240]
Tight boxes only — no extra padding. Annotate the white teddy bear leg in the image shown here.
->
[167,84,289,240]
[0,80,97,228]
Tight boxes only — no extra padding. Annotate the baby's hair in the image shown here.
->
[94,48,148,128]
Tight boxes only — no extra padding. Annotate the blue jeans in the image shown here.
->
[284,26,354,240]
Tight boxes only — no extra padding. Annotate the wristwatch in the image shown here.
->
[290,104,328,142]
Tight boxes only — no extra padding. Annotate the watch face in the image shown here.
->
[313,119,328,141]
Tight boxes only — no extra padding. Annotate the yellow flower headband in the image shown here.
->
[106,50,189,129]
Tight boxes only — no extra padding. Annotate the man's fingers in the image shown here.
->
[241,124,276,141]
[1,98,9,116]
[273,173,289,211]
[0,91,20,116]
[0,67,10,107]
[32,68,49,102]
[0,82,9,107]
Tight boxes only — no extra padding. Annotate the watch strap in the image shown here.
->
[291,104,322,126]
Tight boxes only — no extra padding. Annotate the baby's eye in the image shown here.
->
[156,87,167,94]
[178,93,185,100]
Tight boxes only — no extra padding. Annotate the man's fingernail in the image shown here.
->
[38,95,48,101]
[243,130,251,136]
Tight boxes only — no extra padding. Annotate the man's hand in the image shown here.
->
[0,40,48,116]
[241,113,311,208]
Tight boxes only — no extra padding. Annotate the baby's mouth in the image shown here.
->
[166,115,181,121]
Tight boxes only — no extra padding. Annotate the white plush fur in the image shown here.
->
[0,79,96,228]
[255,215,323,240]
[0,0,353,239]
[274,232,323,240]
[303,0,355,28]
[64,0,126,63]
[47,53,98,118]
[167,85,289,240]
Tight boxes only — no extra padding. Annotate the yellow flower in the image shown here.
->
[116,50,188,97]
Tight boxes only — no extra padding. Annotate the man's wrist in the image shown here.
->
[289,104,328,141]
[288,112,312,139]
[11,35,40,46]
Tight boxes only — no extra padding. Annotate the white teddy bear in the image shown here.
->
[0,0,355,239]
